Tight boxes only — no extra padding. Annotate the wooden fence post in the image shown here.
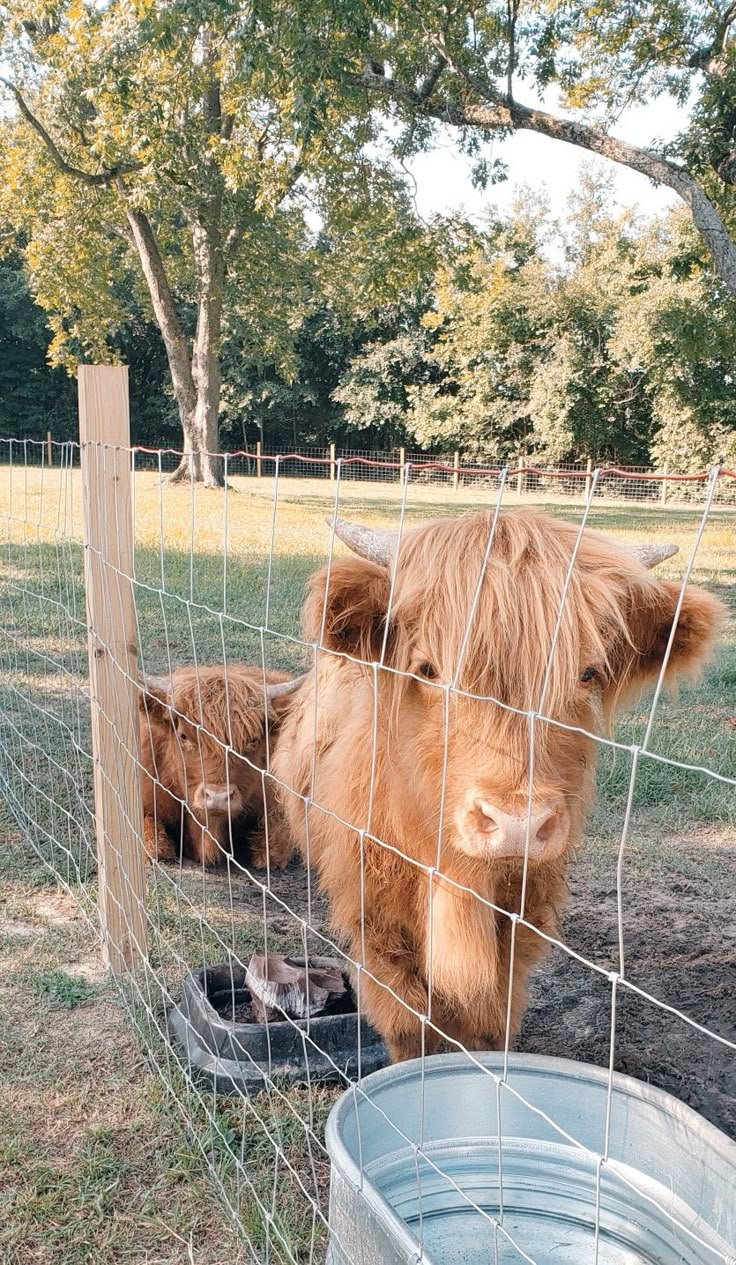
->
[47,430,52,466]
[329,441,336,482]
[660,462,668,506]
[516,460,524,498]
[399,446,406,486]
[78,366,147,974]
[584,456,593,503]
[256,439,262,479]
[452,450,460,492]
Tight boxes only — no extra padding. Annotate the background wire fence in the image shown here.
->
[20,436,736,504]
[1,417,735,1264]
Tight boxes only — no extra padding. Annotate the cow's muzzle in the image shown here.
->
[193,785,244,817]
[457,793,569,861]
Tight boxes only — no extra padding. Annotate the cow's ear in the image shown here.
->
[303,557,391,662]
[610,579,725,701]
[138,674,173,725]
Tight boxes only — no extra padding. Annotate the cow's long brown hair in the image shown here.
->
[139,665,296,868]
[274,509,724,1061]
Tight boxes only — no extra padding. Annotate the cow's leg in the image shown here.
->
[351,922,441,1064]
[249,783,294,870]
[186,814,223,867]
[502,921,551,1041]
[482,893,562,1048]
[142,813,176,861]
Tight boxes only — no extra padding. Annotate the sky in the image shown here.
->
[403,94,686,228]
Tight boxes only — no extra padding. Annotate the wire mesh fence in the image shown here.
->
[2,375,736,1263]
[33,433,736,504]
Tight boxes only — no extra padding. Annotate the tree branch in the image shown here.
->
[0,77,139,186]
[116,182,197,424]
[352,63,736,294]
[224,155,305,264]
[506,0,518,101]
[417,57,445,100]
[688,0,736,69]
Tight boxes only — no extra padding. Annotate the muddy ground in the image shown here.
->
[172,821,736,1142]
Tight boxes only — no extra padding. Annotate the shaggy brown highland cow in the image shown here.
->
[273,509,724,1062]
[139,664,302,868]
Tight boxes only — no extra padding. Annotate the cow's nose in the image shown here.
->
[469,797,569,859]
[203,786,237,814]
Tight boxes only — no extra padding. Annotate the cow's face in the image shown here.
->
[166,706,265,826]
[305,512,723,865]
[139,670,298,833]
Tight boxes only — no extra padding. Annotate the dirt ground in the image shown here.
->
[170,817,736,1142]
[521,832,736,1139]
[2,816,734,1265]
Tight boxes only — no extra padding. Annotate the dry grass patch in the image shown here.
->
[0,831,257,1265]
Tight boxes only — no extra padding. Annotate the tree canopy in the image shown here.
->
[335,0,736,293]
[0,0,427,480]
[2,2,736,474]
[331,179,736,468]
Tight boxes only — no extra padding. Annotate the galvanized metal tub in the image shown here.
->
[325,1053,736,1265]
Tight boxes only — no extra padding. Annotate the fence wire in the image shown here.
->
[31,435,736,505]
[1,436,735,1264]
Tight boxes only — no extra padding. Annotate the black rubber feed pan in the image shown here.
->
[168,962,388,1093]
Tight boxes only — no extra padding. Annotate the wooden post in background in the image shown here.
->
[256,439,262,479]
[660,463,669,506]
[584,456,593,503]
[452,450,460,492]
[329,441,336,482]
[516,453,525,498]
[78,366,147,974]
[47,431,52,466]
[399,446,406,487]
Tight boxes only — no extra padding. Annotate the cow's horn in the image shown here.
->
[326,516,396,566]
[265,674,307,699]
[139,672,173,699]
[620,542,679,569]
[327,516,678,572]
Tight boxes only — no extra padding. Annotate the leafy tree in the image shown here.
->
[0,0,393,483]
[407,206,554,455]
[0,253,76,443]
[528,175,654,463]
[336,1,736,295]
[338,173,736,467]
[611,211,736,470]
[333,330,438,447]
[219,193,434,452]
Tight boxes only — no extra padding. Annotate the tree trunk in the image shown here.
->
[168,44,228,487]
[122,203,203,470]
[124,201,227,485]
[187,219,225,487]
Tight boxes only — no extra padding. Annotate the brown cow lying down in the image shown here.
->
[139,664,302,869]
[273,509,725,1062]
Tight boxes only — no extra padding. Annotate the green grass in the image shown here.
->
[1,466,735,1260]
[18,967,97,1009]
[2,468,734,856]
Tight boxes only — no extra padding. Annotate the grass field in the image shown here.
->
[1,466,735,1261]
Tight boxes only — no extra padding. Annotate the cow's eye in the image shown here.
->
[580,665,598,684]
[418,663,436,680]
[177,729,191,744]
